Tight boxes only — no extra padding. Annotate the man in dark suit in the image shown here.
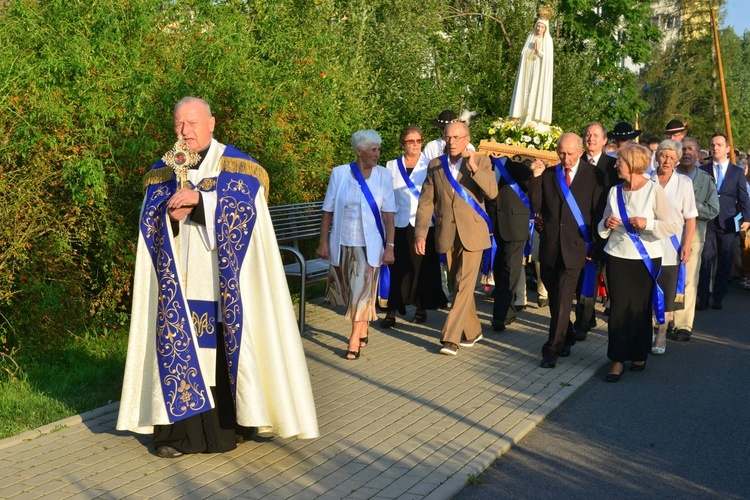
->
[529,133,605,368]
[486,158,533,332]
[572,122,620,339]
[415,122,498,356]
[697,133,750,310]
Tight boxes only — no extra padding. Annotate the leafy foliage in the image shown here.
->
[0,0,661,355]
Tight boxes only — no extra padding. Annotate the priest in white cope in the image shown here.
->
[117,97,319,458]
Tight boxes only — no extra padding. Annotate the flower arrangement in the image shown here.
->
[486,118,563,152]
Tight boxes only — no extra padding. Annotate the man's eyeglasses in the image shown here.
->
[402,139,423,145]
[445,135,468,141]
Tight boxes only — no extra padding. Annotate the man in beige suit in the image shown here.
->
[414,122,498,355]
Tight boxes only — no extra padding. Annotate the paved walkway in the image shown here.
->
[0,287,611,499]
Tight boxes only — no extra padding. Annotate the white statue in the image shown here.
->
[509,7,554,131]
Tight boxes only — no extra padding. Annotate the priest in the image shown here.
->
[116,97,319,458]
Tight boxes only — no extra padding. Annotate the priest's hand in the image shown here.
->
[168,188,200,209]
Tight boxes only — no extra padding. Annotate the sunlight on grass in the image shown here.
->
[0,328,128,440]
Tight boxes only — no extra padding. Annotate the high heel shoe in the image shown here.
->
[345,348,360,360]
[652,329,666,355]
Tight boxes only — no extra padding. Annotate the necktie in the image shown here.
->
[716,163,724,191]
[565,168,572,186]
[589,156,596,165]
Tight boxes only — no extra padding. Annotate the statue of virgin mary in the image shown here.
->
[508,7,554,130]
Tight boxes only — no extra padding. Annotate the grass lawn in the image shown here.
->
[0,328,128,440]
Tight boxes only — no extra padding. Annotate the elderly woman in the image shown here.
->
[317,130,396,360]
[598,144,680,382]
[381,126,448,328]
[652,140,697,354]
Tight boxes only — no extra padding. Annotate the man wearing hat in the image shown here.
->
[665,119,687,142]
[608,122,641,149]
[424,109,475,160]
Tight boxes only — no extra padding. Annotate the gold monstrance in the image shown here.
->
[162,135,200,190]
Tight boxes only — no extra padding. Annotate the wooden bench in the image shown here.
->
[269,201,329,333]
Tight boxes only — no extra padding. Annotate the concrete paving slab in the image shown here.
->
[0,288,610,499]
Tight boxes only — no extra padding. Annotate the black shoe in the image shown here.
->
[560,344,572,357]
[696,300,709,310]
[605,370,624,382]
[516,305,526,312]
[537,298,549,308]
[540,357,556,368]
[673,328,691,342]
[380,316,396,328]
[156,445,183,458]
[575,330,588,342]
[603,307,610,316]
[711,301,723,310]
[667,319,674,334]
[492,320,506,332]
[630,361,647,372]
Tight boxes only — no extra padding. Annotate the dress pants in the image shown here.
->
[673,238,704,332]
[441,233,483,345]
[699,223,736,303]
[492,239,526,323]
[540,260,579,360]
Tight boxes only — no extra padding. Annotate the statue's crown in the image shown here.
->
[537,5,554,21]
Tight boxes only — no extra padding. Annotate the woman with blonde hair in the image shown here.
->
[598,144,680,381]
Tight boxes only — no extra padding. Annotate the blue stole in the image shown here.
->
[438,155,495,276]
[556,166,597,298]
[616,185,666,324]
[491,157,535,258]
[669,235,686,301]
[349,162,390,299]
[140,145,260,423]
[399,156,445,263]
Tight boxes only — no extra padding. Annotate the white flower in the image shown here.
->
[521,135,532,143]
[505,137,513,145]
[533,136,540,145]
[527,144,536,149]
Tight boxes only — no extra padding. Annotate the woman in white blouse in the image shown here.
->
[598,144,680,381]
[317,130,396,360]
[652,140,697,354]
[381,126,447,328]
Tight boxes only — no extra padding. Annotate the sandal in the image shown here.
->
[360,336,369,348]
[345,349,360,360]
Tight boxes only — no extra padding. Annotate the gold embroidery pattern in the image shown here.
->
[196,178,217,191]
[142,185,208,419]
[217,178,256,385]
[191,311,216,338]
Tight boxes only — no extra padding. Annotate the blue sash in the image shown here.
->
[396,157,422,200]
[556,166,597,298]
[616,185,666,324]
[491,157,535,258]
[438,155,496,277]
[349,162,390,299]
[669,235,686,301]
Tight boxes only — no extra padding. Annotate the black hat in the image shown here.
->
[665,119,686,133]
[430,109,458,128]
[609,122,642,140]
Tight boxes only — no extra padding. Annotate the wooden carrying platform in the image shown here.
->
[477,140,559,166]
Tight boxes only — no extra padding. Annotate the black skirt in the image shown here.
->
[606,254,661,362]
[657,264,684,312]
[386,224,447,311]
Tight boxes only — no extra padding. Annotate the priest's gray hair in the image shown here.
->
[656,139,683,160]
[174,96,212,117]
[351,130,382,153]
